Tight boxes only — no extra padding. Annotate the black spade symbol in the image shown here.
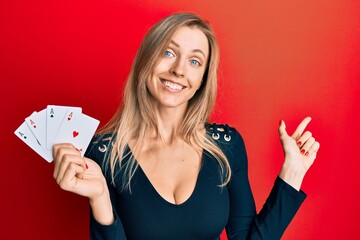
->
[50,114,54,118]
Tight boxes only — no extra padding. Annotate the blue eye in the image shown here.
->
[164,51,174,57]
[190,59,201,66]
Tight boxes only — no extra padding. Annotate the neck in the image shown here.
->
[152,104,187,144]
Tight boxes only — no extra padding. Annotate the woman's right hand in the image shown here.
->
[53,143,114,225]
[53,143,106,199]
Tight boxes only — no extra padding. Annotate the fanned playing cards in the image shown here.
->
[14,105,100,162]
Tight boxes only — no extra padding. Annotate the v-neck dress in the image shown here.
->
[85,124,306,240]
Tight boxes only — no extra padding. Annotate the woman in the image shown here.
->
[53,13,320,239]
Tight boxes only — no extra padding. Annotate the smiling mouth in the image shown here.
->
[160,79,185,91]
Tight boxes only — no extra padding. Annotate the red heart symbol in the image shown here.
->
[33,125,36,128]
[68,117,71,121]
[73,131,79,138]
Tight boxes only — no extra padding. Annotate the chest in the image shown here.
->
[134,140,203,205]
[114,155,230,240]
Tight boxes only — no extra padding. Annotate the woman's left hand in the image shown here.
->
[278,117,320,190]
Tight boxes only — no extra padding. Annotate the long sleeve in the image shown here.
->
[85,135,127,240]
[89,184,127,240]
[223,127,306,239]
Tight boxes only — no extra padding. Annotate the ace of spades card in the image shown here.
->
[46,105,82,150]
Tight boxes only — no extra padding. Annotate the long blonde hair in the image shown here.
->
[98,12,231,191]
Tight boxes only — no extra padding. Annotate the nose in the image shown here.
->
[170,58,185,77]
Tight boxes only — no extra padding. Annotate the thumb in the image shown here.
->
[278,120,289,138]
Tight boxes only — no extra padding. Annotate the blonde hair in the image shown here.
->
[98,12,231,191]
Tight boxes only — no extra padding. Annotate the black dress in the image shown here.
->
[85,123,306,240]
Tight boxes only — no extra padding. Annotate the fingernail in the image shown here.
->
[86,164,89,169]
[301,149,306,154]
[297,141,302,146]
[305,151,309,156]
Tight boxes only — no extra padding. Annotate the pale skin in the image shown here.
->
[53,26,320,225]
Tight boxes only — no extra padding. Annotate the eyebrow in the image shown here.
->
[170,40,207,59]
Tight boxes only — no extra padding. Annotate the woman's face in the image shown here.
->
[146,26,209,110]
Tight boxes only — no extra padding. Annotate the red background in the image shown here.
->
[1,0,359,239]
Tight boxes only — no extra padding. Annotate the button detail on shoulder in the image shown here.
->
[98,144,107,153]
[207,123,234,142]
[212,132,220,140]
[224,134,231,142]
[95,136,113,153]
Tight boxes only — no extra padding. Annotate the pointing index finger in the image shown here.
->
[291,116,312,140]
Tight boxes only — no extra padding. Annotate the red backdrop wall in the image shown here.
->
[1,0,359,239]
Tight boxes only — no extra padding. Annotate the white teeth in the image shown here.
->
[163,80,183,90]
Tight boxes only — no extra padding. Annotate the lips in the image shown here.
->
[160,79,185,91]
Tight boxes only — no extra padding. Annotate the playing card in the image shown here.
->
[53,110,99,156]
[14,121,53,162]
[25,109,47,150]
[46,105,82,150]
